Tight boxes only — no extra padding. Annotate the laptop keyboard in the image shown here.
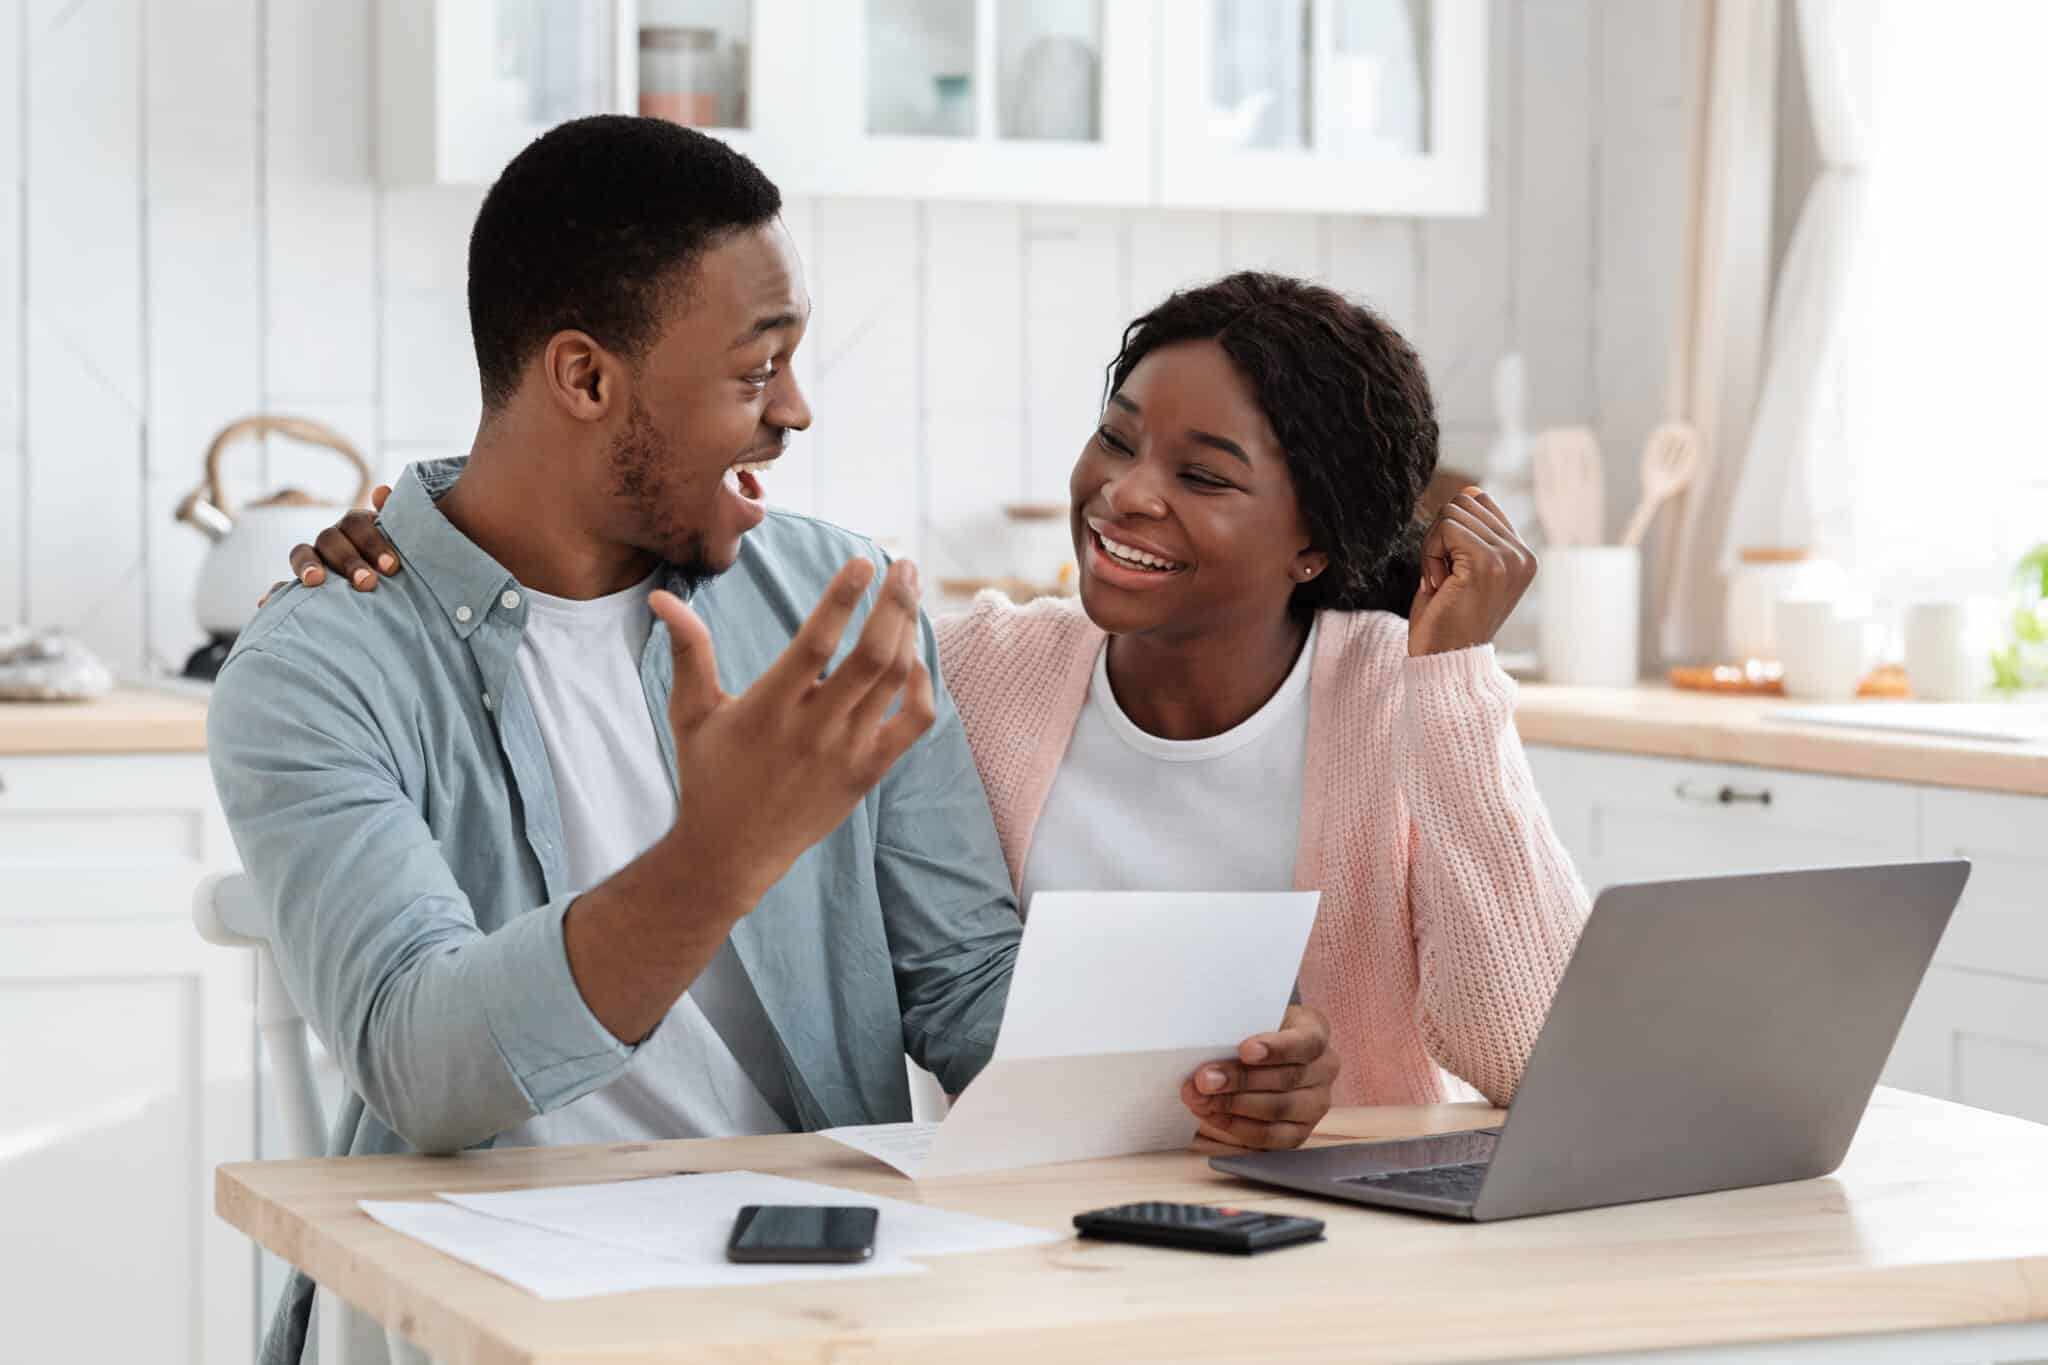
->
[1339,1161,1489,1202]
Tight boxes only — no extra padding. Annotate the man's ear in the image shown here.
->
[538,329,621,423]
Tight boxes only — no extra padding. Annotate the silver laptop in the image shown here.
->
[1211,861,1970,1221]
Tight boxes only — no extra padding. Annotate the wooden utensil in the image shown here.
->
[1531,426,1604,546]
[1619,420,1699,548]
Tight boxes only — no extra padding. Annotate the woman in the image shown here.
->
[286,272,1587,1147]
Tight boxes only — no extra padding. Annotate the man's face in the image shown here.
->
[604,220,812,582]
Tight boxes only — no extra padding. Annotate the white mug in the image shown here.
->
[1539,546,1640,686]
[1776,598,1873,700]
[1904,599,1985,702]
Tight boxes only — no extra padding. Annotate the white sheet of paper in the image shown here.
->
[825,890,1320,1178]
[438,1169,1058,1266]
[359,1196,923,1300]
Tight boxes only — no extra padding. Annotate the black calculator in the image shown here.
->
[1072,1202,1325,1255]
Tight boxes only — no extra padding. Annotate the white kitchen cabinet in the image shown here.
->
[378,0,812,188]
[805,0,1158,204]
[1916,787,2048,982]
[1884,967,2048,1126]
[1882,787,2048,1120]
[1523,746,1919,899]
[1523,743,2048,1128]
[1155,0,1487,214]
[0,753,258,1365]
[378,0,1487,216]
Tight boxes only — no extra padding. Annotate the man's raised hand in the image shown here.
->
[650,557,935,913]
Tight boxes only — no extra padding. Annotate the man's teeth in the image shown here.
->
[1098,532,1184,572]
[733,460,775,475]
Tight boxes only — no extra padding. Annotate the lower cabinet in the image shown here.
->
[0,753,259,1365]
[1525,743,2048,1126]
[1885,966,2048,1125]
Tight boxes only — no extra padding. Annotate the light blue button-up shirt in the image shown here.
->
[209,460,1020,1362]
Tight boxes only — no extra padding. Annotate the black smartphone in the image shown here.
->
[726,1204,880,1264]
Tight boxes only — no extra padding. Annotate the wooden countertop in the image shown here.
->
[1515,683,2048,798]
[8,678,2045,800]
[216,1089,2048,1364]
[0,686,209,755]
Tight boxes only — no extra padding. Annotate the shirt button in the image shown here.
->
[481,691,494,711]
[455,605,473,623]
[500,590,522,611]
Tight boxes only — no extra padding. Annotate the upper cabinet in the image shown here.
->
[803,0,1157,204]
[379,0,620,185]
[1156,0,1486,214]
[379,0,810,186]
[380,0,1486,217]
[622,0,814,183]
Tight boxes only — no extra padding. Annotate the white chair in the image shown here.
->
[192,872,431,1365]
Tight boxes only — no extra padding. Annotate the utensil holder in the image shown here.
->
[1540,546,1640,685]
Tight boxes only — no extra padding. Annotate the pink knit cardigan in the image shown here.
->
[936,593,1588,1108]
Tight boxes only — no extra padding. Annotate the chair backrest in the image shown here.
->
[191,872,328,1160]
[191,873,438,1365]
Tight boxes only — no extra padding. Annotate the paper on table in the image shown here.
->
[359,1196,923,1300]
[825,890,1320,1179]
[438,1169,1058,1267]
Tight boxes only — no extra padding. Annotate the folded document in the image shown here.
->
[826,890,1320,1178]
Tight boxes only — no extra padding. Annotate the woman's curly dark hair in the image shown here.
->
[1105,271,1437,617]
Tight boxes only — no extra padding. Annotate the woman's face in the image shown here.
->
[1069,338,1326,640]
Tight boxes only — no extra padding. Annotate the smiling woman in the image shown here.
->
[939,272,1587,1131]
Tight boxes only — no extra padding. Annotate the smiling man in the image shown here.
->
[207,117,1022,1364]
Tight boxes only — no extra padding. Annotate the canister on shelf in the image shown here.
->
[640,27,721,127]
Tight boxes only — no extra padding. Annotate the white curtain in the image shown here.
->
[1709,0,1879,586]
[1835,3,2048,609]
[1680,0,2048,636]
[1654,0,1780,664]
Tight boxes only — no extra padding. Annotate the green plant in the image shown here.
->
[1988,542,2048,693]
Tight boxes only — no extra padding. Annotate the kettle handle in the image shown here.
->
[190,415,375,521]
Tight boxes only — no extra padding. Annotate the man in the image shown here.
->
[213,117,1325,1364]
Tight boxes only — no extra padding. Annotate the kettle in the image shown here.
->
[173,415,374,679]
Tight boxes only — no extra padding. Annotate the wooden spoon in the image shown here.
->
[1531,426,1604,547]
[1618,421,1699,548]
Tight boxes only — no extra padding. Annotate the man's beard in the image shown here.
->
[607,394,716,594]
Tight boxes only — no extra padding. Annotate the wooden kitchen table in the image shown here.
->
[217,1089,2048,1364]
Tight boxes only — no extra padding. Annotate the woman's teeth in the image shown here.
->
[1097,531,1185,573]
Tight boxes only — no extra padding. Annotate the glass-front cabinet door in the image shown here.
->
[1155,0,1486,214]
[380,0,807,186]
[619,0,810,184]
[805,0,1158,204]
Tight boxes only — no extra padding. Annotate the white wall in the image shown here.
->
[0,0,1693,676]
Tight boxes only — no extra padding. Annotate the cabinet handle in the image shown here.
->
[1674,780,1772,807]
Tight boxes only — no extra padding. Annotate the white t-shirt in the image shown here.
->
[1018,619,1317,911]
[500,572,791,1147]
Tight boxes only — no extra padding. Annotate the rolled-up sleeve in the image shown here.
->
[208,644,633,1154]
[873,609,1021,1096]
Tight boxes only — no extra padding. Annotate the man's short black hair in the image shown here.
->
[468,115,783,410]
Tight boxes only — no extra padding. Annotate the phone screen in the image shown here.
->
[726,1204,879,1263]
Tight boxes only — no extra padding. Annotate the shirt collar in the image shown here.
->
[377,465,520,641]
[377,460,704,640]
